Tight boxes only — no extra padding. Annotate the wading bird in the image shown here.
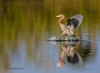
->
[56,14,83,39]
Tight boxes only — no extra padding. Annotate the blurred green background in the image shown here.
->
[0,0,100,41]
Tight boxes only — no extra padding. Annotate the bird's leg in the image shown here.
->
[59,32,64,39]
[69,30,74,35]
[65,35,69,40]
[69,29,76,40]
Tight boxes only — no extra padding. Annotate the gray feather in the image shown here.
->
[70,14,83,29]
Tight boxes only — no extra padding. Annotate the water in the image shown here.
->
[0,0,100,73]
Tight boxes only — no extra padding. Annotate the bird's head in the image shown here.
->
[56,14,64,18]
[56,14,66,21]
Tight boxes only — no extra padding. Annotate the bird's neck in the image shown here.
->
[59,16,65,30]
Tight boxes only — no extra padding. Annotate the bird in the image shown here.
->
[56,14,83,39]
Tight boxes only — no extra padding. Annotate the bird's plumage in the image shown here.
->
[69,14,83,29]
[56,14,83,37]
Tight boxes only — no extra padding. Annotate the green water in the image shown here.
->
[0,0,100,73]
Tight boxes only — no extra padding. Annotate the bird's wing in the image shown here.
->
[70,14,83,29]
[66,14,83,29]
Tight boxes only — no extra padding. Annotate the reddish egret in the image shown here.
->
[56,14,83,38]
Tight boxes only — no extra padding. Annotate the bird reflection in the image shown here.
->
[57,41,83,67]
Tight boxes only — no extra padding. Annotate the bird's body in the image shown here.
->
[56,14,83,38]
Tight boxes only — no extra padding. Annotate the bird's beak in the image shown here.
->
[56,15,61,17]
